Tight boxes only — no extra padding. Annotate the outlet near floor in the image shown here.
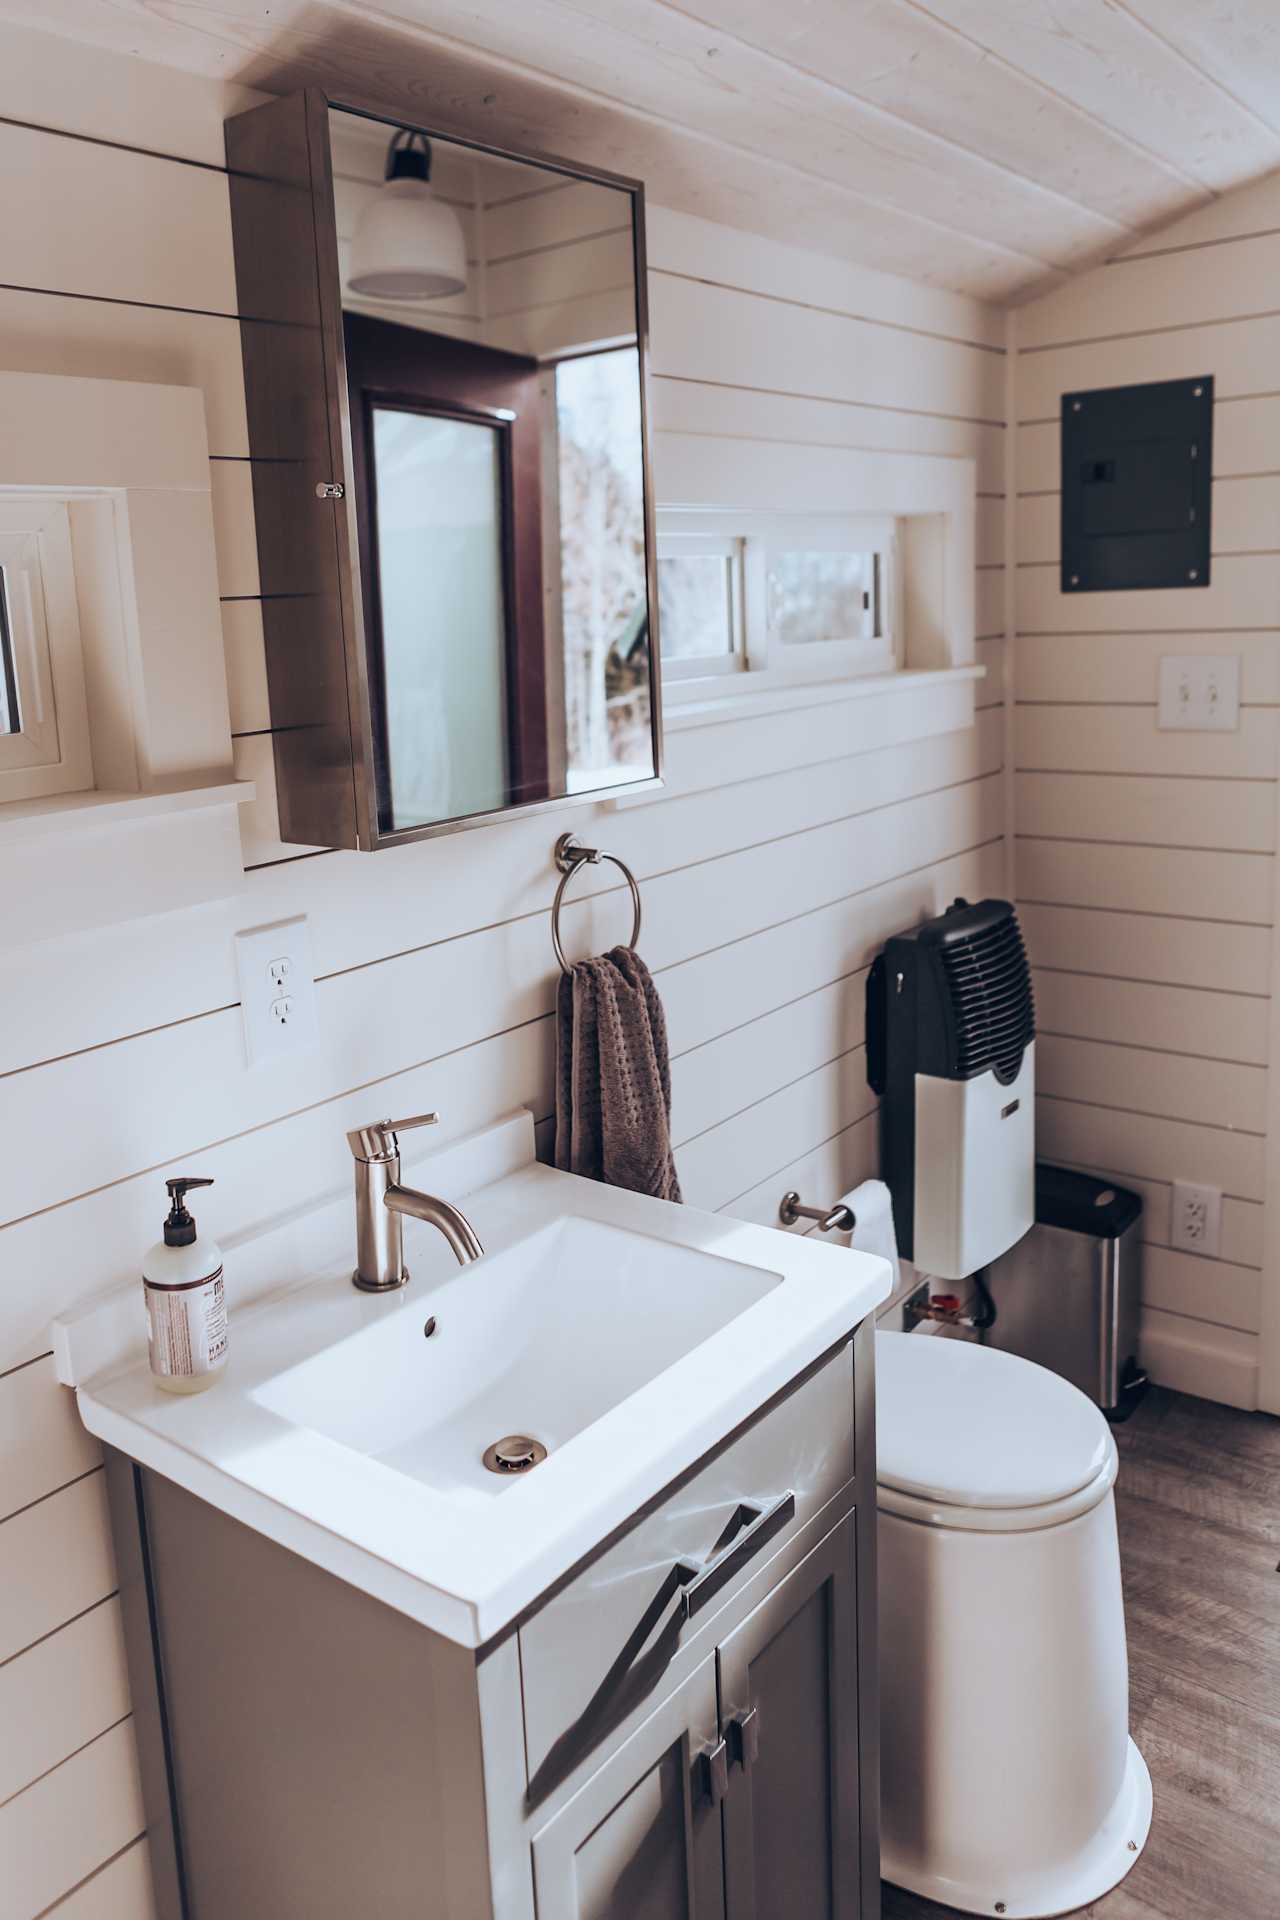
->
[1170,1179,1221,1258]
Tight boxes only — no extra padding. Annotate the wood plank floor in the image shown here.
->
[881,1386,1280,1920]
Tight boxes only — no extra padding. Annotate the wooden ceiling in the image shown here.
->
[9,0,1280,301]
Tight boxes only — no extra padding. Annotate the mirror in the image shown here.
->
[330,107,657,836]
[227,93,661,851]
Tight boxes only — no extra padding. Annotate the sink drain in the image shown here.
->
[483,1434,548,1475]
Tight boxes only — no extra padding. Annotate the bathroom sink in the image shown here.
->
[253,1215,779,1497]
[60,1112,891,1645]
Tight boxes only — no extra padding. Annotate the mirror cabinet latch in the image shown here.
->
[315,481,345,500]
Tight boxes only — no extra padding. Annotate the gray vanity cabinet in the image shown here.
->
[532,1515,860,1920]
[106,1322,879,1920]
[719,1515,860,1920]
[532,1655,726,1919]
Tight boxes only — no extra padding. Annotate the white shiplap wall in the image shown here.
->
[0,22,1004,1916]
[1013,174,1280,1413]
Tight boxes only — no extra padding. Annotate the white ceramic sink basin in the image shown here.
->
[62,1113,891,1646]
[254,1215,779,1498]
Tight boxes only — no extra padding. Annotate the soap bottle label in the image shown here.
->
[146,1268,228,1378]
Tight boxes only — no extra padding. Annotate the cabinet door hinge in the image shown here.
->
[315,481,345,500]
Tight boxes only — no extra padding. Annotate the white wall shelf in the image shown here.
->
[0,776,254,843]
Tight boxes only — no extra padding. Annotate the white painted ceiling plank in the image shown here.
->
[672,0,1209,231]
[916,0,1280,191]
[0,1,1036,294]
[7,0,1280,297]
[393,0,1127,262]
[1117,0,1280,138]
[4,1,1280,299]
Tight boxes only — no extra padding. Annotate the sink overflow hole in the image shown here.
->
[423,1317,437,1339]
[483,1434,549,1475]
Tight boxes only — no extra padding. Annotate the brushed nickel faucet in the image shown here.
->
[346,1113,484,1291]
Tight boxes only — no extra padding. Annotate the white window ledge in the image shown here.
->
[0,775,254,843]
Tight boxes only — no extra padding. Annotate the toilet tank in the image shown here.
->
[867,898,1035,1280]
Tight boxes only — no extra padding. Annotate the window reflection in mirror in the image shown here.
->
[554,348,649,791]
[0,569,19,736]
[370,405,509,824]
[331,108,657,835]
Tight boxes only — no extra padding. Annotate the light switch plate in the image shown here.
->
[235,915,319,1066]
[1158,654,1240,731]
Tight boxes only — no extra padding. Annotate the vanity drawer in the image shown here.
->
[518,1342,854,1795]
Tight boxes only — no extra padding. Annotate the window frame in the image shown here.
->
[656,509,902,701]
[0,496,93,802]
[655,530,747,682]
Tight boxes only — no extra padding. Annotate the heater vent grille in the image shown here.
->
[938,912,1035,1084]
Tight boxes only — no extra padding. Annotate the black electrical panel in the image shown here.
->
[1061,375,1212,592]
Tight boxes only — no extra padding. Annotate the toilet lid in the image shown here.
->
[875,1332,1114,1510]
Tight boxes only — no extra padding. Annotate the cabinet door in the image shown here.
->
[718,1513,860,1920]
[532,1653,726,1920]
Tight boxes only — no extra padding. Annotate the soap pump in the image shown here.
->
[143,1176,228,1394]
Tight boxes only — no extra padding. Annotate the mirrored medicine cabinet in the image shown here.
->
[225,90,663,851]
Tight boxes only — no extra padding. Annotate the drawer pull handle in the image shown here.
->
[700,1737,729,1808]
[677,1491,796,1624]
[524,1491,793,1810]
[729,1705,760,1770]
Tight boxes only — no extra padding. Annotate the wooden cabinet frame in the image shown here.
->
[224,87,664,852]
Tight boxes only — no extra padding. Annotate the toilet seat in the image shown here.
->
[875,1332,1118,1533]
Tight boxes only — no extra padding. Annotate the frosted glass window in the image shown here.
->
[657,548,741,672]
[768,551,879,646]
[371,405,509,828]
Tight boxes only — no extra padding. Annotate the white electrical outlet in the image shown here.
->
[1157,654,1240,732]
[1170,1179,1221,1258]
[235,916,319,1066]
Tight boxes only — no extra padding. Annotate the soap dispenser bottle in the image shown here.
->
[144,1177,228,1394]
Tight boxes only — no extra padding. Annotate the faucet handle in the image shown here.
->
[346,1112,439,1163]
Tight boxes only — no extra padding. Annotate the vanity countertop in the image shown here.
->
[62,1115,890,1648]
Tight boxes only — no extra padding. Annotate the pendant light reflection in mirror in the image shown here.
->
[347,128,469,303]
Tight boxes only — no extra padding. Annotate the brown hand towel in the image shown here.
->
[554,945,682,1202]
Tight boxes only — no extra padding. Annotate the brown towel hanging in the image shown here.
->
[555,946,682,1203]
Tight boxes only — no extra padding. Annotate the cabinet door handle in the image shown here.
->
[729,1705,760,1771]
[700,1737,729,1808]
[677,1491,796,1624]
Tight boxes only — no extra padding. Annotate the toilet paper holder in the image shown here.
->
[778,1191,855,1234]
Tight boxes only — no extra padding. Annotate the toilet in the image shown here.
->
[875,1331,1152,1918]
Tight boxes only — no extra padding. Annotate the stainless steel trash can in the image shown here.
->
[983,1164,1146,1420]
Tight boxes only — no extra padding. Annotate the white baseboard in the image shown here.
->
[1139,1308,1258,1412]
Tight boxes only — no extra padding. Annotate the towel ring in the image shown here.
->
[551,833,643,974]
